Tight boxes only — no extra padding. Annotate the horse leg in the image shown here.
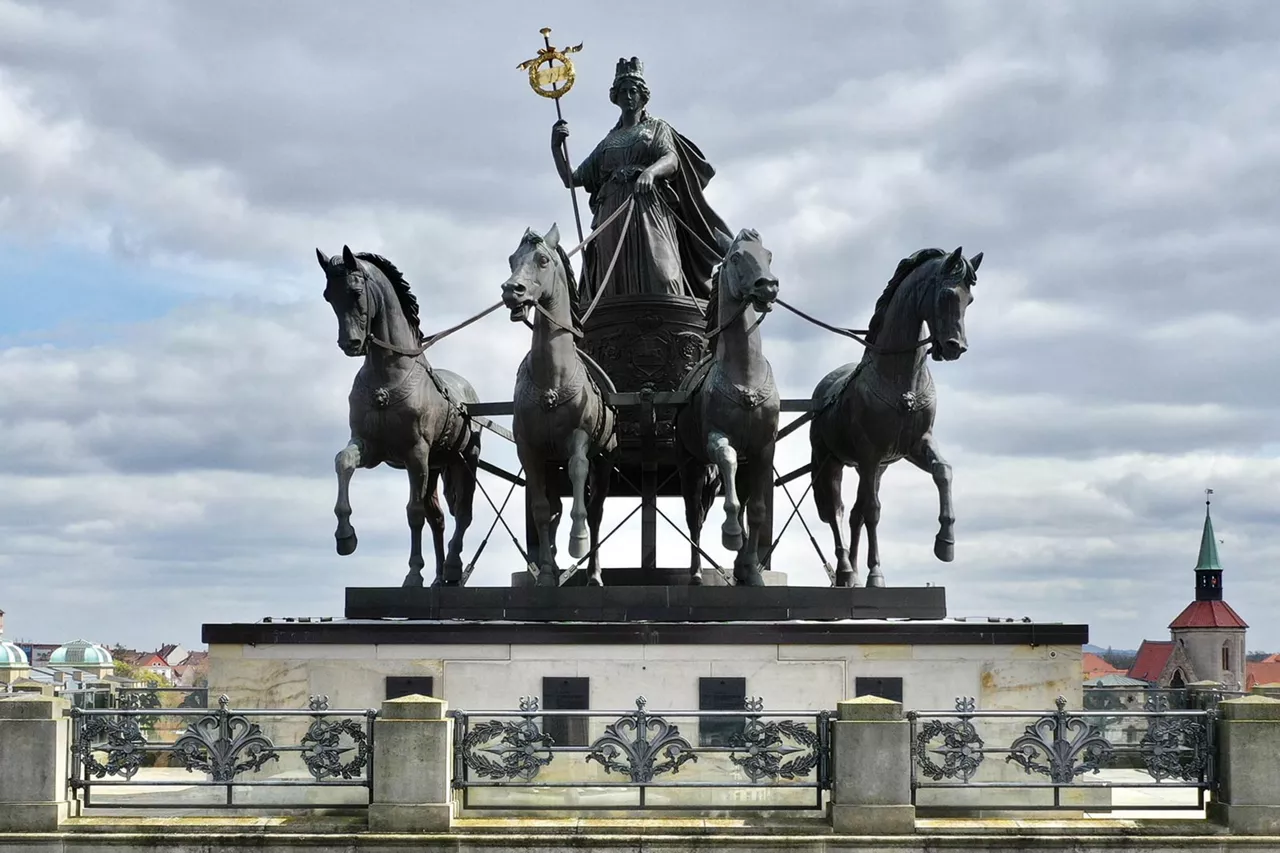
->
[522,461,558,586]
[402,446,430,588]
[680,460,708,585]
[585,458,612,586]
[907,437,955,562]
[734,451,773,588]
[442,438,480,585]
[812,444,855,587]
[708,430,743,550]
[334,440,362,556]
[567,428,591,559]
[423,469,446,587]
[860,463,887,588]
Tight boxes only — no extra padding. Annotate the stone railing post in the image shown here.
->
[1207,695,1280,833]
[829,695,914,833]
[0,695,78,830]
[1250,683,1280,700]
[368,694,452,832]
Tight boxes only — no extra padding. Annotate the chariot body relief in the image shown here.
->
[551,57,731,306]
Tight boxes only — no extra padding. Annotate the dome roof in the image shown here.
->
[49,639,113,668]
[0,640,29,669]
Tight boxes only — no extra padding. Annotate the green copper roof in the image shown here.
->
[1196,503,1222,571]
[0,640,29,669]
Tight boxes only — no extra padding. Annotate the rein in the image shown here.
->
[519,196,638,339]
[776,298,933,356]
[368,301,506,357]
[361,198,637,360]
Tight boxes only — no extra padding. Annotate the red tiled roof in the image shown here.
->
[1083,652,1126,680]
[1129,640,1174,682]
[1168,600,1248,630]
[1246,662,1280,689]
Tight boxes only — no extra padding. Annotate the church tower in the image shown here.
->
[1168,494,1248,689]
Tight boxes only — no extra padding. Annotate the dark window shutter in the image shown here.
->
[542,677,589,747]
[855,676,903,704]
[386,676,435,701]
[699,677,746,747]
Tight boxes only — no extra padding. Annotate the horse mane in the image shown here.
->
[356,252,423,343]
[865,248,948,345]
[556,242,583,325]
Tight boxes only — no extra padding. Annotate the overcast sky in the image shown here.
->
[2,0,1278,654]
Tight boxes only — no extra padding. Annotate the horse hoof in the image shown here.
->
[536,568,559,587]
[690,572,704,586]
[586,573,603,587]
[568,535,589,560]
[722,529,744,551]
[935,538,955,562]
[336,533,358,556]
[867,573,885,588]
[401,571,424,588]
[443,556,464,585]
[835,571,855,588]
[736,570,766,588]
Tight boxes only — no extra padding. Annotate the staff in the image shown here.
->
[517,28,586,244]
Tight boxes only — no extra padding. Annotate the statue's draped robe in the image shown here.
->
[574,115,730,305]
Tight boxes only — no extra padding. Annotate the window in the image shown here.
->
[543,677,589,747]
[699,677,747,747]
[855,677,904,704]
[386,676,434,700]
[1222,644,1231,672]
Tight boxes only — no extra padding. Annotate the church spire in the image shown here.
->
[1195,490,1223,601]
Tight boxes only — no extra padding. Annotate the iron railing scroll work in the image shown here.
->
[908,696,1215,811]
[69,694,378,809]
[452,696,833,810]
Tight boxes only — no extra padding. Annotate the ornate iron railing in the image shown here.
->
[69,694,377,809]
[908,696,1215,810]
[451,696,832,809]
[1083,686,1245,713]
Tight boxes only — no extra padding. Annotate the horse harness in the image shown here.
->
[357,358,475,455]
[517,354,615,453]
[710,361,776,410]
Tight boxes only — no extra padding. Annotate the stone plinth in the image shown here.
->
[346,584,946,622]
[830,696,914,833]
[1208,695,1280,833]
[0,695,77,831]
[369,694,452,832]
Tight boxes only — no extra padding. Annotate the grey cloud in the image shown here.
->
[3,0,1280,654]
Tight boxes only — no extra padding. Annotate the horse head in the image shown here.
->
[720,228,779,314]
[318,245,375,357]
[502,224,567,322]
[924,247,981,362]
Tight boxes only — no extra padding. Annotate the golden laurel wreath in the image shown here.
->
[517,32,583,100]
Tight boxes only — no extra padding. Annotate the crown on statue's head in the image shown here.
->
[613,56,645,84]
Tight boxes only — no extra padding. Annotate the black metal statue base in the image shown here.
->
[344,584,945,622]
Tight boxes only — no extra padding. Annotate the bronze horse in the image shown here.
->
[677,229,780,587]
[809,247,981,588]
[501,225,617,586]
[318,246,481,587]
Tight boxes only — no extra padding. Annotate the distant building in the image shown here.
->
[1126,499,1249,691]
[1083,652,1126,680]
[47,640,115,680]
